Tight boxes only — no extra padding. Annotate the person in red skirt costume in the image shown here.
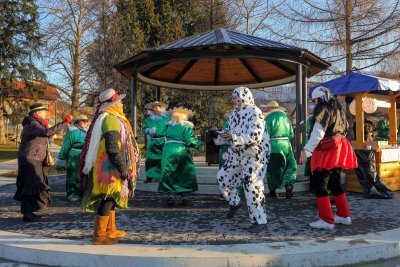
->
[300,86,358,230]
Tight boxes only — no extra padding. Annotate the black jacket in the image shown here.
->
[18,116,66,161]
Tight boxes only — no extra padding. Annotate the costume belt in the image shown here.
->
[146,134,164,140]
[270,137,289,140]
[164,137,186,145]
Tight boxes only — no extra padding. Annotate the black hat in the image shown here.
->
[29,103,48,115]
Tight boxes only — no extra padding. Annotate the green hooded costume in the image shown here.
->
[57,125,87,200]
[218,118,230,168]
[265,109,297,190]
[142,112,171,180]
[158,121,203,193]
[376,119,389,140]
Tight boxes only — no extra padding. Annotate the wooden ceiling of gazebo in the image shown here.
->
[115,28,330,90]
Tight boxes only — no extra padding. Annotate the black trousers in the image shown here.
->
[97,198,116,216]
[313,168,344,197]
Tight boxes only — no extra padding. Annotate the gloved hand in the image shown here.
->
[64,115,73,124]
[121,171,129,180]
[128,179,136,198]
[148,128,156,135]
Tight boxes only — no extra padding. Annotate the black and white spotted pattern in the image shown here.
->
[217,87,270,224]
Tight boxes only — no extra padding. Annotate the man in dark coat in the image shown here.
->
[14,103,72,222]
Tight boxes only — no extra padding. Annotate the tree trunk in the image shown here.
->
[345,0,352,73]
[0,107,6,144]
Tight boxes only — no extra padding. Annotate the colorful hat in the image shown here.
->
[98,88,126,112]
[145,101,167,110]
[29,103,48,114]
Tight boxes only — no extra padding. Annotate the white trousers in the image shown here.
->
[217,154,268,224]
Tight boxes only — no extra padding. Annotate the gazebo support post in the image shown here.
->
[130,71,138,136]
[355,93,364,149]
[301,67,308,150]
[156,86,161,101]
[389,98,397,145]
[295,64,304,160]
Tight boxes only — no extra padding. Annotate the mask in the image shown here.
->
[309,104,316,110]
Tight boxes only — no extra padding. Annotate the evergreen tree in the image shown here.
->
[0,0,45,143]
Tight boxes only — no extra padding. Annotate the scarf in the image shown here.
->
[103,104,140,178]
[79,108,100,194]
[32,113,49,128]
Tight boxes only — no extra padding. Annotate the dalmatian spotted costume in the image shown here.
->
[217,87,270,225]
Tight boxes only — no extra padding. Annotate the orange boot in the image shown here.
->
[93,215,118,245]
[106,210,127,239]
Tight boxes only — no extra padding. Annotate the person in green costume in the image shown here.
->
[214,111,232,169]
[56,115,89,201]
[158,107,203,206]
[264,101,297,199]
[376,115,389,140]
[142,101,170,183]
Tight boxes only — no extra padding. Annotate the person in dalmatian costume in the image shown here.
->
[217,86,270,233]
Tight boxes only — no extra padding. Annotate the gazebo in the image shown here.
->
[114,28,330,158]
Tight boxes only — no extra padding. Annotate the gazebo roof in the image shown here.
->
[115,28,330,90]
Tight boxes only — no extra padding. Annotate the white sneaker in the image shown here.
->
[334,215,352,225]
[309,219,334,230]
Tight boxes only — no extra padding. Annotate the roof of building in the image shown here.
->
[114,28,330,90]
[2,80,60,101]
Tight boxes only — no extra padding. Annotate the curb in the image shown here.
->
[0,229,399,266]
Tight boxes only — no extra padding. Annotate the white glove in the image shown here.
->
[147,128,156,135]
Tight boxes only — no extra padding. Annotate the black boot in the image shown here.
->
[144,178,153,183]
[247,222,266,233]
[267,190,278,199]
[180,193,189,206]
[23,213,41,222]
[285,184,293,199]
[166,192,175,207]
[226,203,241,219]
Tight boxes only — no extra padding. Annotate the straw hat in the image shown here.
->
[98,88,126,112]
[266,101,279,108]
[170,107,195,120]
[72,114,89,124]
[145,101,167,110]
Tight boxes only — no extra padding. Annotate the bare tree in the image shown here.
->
[272,0,400,74]
[40,0,99,115]
[224,0,282,35]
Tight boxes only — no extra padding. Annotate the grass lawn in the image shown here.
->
[0,144,18,163]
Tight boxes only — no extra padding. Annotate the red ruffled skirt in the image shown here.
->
[311,137,358,172]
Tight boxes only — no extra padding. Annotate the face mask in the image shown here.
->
[309,104,316,110]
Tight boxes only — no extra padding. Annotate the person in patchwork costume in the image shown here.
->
[217,87,270,233]
[142,101,170,183]
[80,88,140,245]
[158,107,203,206]
[56,114,89,202]
[264,101,297,199]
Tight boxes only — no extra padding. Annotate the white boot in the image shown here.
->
[334,215,352,225]
[309,219,334,230]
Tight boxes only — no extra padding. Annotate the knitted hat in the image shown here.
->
[98,88,126,112]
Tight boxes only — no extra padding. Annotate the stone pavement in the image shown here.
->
[0,158,400,266]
